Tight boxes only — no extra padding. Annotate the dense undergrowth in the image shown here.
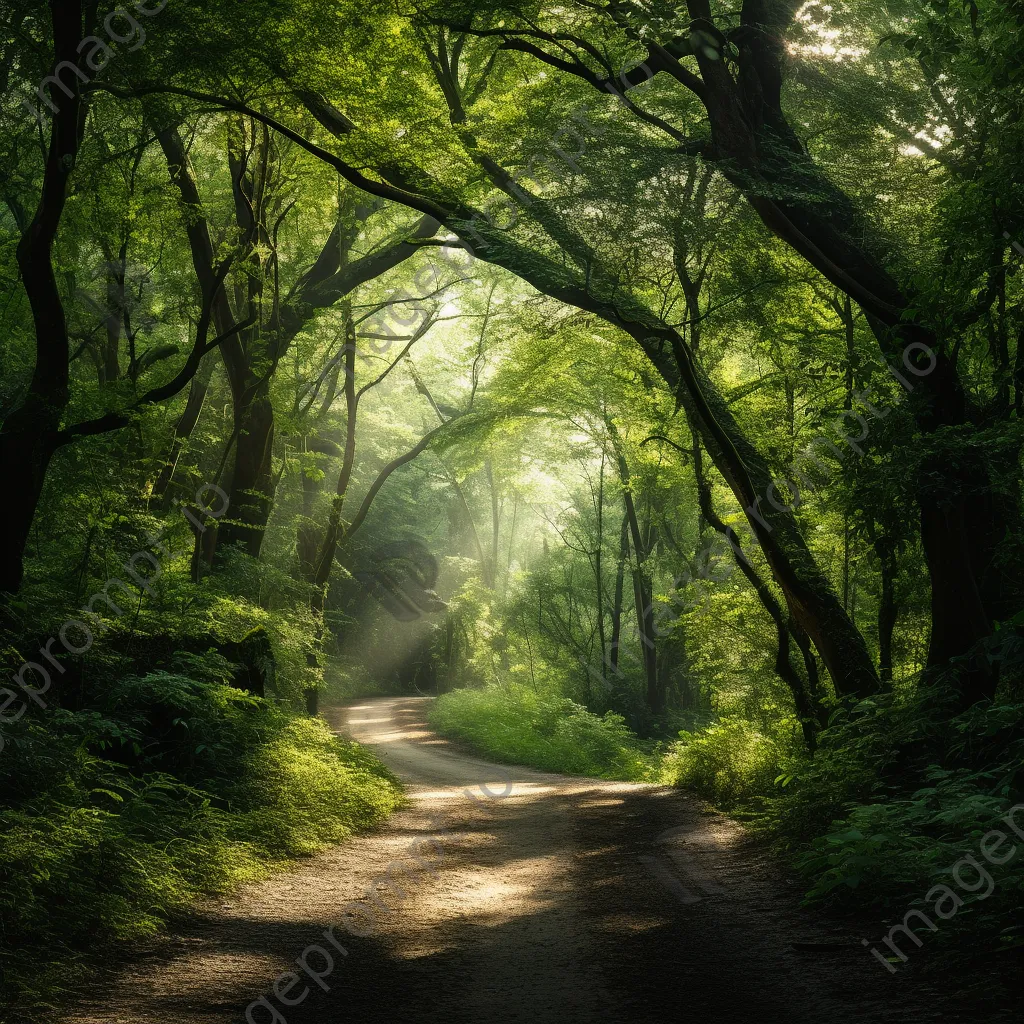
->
[0,651,401,1020]
[429,682,1024,968]
[428,684,658,780]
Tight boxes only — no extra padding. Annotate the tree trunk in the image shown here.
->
[692,436,823,748]
[610,424,660,713]
[920,499,995,704]
[0,436,55,594]
[100,261,122,383]
[151,352,215,506]
[217,389,276,557]
[0,1,85,594]
[486,458,500,586]
[875,537,898,689]
[1014,319,1024,417]
[609,513,629,677]
[594,451,607,673]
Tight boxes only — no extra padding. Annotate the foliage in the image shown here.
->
[659,720,793,808]
[429,684,658,781]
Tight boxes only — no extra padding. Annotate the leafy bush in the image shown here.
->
[794,769,1021,898]
[429,684,657,780]
[659,720,790,808]
[747,692,1024,966]
[430,685,790,799]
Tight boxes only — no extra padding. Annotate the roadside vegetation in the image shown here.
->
[0,606,401,1018]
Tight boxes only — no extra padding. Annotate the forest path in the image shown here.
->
[64,696,949,1024]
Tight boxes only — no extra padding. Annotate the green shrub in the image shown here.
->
[429,684,657,780]
[659,720,789,808]
[430,686,790,798]
[744,693,1024,965]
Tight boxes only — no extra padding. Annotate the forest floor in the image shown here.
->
[61,697,1004,1024]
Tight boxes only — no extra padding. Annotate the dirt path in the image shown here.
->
[63,697,970,1023]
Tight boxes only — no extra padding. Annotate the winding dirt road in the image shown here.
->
[63,697,982,1023]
